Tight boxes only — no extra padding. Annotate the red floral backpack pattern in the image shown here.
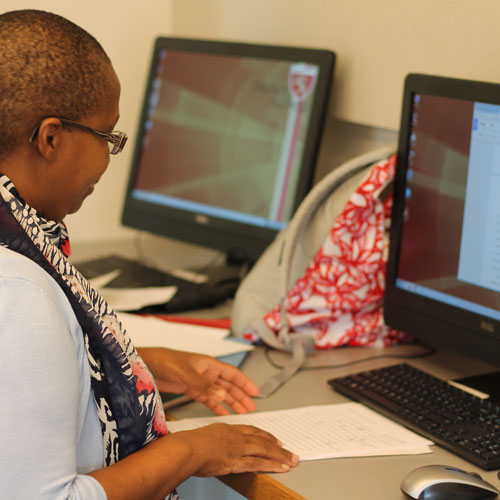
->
[244,155,410,348]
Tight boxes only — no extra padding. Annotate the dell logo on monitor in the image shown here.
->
[480,320,494,333]
[195,214,209,225]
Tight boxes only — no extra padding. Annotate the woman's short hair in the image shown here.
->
[0,9,112,160]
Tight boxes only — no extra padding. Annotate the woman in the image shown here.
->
[0,9,298,500]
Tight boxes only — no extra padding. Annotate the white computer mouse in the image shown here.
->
[400,464,499,500]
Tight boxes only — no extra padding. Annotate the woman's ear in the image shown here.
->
[33,118,65,161]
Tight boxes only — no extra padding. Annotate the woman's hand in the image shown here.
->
[175,422,300,476]
[90,421,300,499]
[137,347,258,415]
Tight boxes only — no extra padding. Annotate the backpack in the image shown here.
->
[230,146,406,396]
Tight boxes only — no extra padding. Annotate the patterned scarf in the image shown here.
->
[0,175,179,499]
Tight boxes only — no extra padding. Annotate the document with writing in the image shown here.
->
[167,403,434,461]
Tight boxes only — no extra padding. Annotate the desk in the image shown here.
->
[170,345,500,500]
[71,241,500,499]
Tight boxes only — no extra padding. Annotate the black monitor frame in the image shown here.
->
[122,37,335,268]
[385,73,500,374]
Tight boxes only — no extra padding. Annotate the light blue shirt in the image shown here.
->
[0,246,107,499]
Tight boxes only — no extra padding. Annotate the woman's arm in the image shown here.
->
[89,421,298,500]
[0,270,108,500]
[86,348,299,500]
[0,261,296,500]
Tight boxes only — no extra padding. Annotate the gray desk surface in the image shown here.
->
[170,345,500,500]
[72,240,500,499]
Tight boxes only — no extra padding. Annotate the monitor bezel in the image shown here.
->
[385,73,500,367]
[121,36,335,263]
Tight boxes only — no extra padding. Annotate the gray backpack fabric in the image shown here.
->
[230,146,395,396]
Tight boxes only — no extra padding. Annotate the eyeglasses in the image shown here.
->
[29,117,128,155]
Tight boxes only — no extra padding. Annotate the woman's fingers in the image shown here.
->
[235,425,297,463]
[185,373,257,415]
[189,383,253,415]
[188,364,259,414]
[216,378,257,412]
[184,423,299,477]
[229,457,293,474]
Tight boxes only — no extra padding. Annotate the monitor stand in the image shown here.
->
[454,371,500,405]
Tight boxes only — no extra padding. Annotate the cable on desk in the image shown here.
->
[263,341,436,370]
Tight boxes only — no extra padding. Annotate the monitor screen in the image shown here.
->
[122,37,335,266]
[385,73,500,370]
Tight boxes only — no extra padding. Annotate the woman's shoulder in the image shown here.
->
[0,245,75,316]
[0,245,59,287]
[0,245,85,351]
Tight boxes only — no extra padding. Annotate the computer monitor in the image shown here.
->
[385,73,500,398]
[121,37,335,279]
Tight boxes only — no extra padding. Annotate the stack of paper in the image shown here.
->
[117,312,254,358]
[166,402,434,461]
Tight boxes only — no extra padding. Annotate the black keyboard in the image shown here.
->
[328,363,500,470]
[74,254,237,313]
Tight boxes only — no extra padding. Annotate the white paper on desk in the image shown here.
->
[99,286,178,311]
[88,271,178,311]
[117,312,254,357]
[166,402,434,461]
[89,270,122,289]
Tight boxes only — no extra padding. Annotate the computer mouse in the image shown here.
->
[400,464,499,499]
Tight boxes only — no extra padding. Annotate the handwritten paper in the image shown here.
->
[167,402,433,461]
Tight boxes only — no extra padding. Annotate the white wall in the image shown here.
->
[171,0,500,131]
[1,1,173,242]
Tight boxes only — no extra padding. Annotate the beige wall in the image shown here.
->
[1,1,173,242]
[4,1,500,243]
[171,0,500,131]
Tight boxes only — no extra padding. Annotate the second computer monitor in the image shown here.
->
[385,73,500,381]
[122,37,335,268]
